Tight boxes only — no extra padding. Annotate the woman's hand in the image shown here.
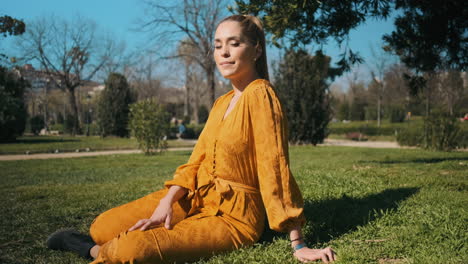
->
[128,198,174,231]
[293,246,336,263]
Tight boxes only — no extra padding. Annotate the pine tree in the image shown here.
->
[274,49,338,145]
[97,73,134,137]
[0,66,28,141]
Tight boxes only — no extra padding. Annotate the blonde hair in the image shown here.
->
[217,15,269,81]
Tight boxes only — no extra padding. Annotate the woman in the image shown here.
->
[47,15,336,263]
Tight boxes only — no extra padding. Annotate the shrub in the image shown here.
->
[423,111,462,151]
[64,113,76,134]
[30,115,45,135]
[49,123,64,134]
[129,99,170,155]
[180,126,196,139]
[396,125,424,147]
[396,112,468,151]
[198,105,209,123]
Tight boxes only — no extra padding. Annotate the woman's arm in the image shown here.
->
[289,225,337,263]
[128,185,188,231]
[160,185,188,205]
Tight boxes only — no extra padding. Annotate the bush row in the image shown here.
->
[48,122,207,140]
[396,115,468,150]
[167,123,205,139]
[328,124,402,136]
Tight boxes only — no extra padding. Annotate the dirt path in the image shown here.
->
[320,139,402,149]
[0,147,194,161]
[5,139,463,161]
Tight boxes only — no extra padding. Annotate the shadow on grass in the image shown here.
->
[259,187,419,244]
[362,157,468,164]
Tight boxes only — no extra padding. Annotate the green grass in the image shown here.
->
[0,136,196,155]
[1,147,467,263]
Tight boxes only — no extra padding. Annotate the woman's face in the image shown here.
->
[214,21,259,81]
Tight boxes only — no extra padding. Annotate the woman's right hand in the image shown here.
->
[128,197,174,231]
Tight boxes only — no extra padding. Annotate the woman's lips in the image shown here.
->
[220,61,234,66]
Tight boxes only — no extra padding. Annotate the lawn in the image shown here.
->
[0,136,196,155]
[0,146,466,263]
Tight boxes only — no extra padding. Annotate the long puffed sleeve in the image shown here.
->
[164,97,221,199]
[248,84,306,233]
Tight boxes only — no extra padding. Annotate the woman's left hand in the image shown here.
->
[293,246,336,263]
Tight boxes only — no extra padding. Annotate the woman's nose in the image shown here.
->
[221,46,230,57]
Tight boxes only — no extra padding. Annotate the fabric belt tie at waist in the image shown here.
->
[187,176,260,216]
[210,177,260,195]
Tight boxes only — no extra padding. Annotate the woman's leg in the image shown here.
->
[89,214,253,264]
[89,188,191,245]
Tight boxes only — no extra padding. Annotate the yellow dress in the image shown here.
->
[89,79,306,263]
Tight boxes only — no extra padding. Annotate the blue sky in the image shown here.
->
[2,0,398,90]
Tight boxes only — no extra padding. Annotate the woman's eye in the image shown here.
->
[231,42,240,47]
[214,46,222,49]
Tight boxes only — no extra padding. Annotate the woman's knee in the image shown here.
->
[89,209,121,245]
[98,230,166,263]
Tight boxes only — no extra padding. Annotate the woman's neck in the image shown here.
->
[230,72,260,96]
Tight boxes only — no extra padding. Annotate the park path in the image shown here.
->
[0,147,195,161]
[0,139,404,161]
[321,139,401,148]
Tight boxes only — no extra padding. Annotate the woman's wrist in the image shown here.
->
[292,242,307,251]
[162,185,188,205]
[291,238,305,248]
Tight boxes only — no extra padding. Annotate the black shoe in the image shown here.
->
[46,228,96,259]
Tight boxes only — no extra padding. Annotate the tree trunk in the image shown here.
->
[377,95,381,127]
[43,85,49,131]
[184,84,190,118]
[184,63,191,119]
[67,87,79,135]
[206,64,215,108]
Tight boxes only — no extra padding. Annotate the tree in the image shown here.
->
[367,43,398,126]
[15,15,118,135]
[384,0,467,73]
[348,82,369,121]
[129,99,170,155]
[274,49,338,145]
[0,66,28,141]
[0,16,28,141]
[139,0,228,108]
[178,38,198,123]
[437,70,466,116]
[383,0,468,116]
[235,0,393,72]
[97,73,134,137]
[0,16,25,37]
[0,15,26,64]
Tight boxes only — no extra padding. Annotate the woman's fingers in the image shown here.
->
[164,213,172,229]
[321,253,330,263]
[324,247,336,261]
[140,220,153,231]
[128,219,147,231]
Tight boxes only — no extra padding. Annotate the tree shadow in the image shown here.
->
[258,187,419,244]
[361,157,468,165]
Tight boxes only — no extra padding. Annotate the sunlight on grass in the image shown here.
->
[0,147,466,263]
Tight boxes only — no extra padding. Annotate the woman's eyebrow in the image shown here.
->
[214,36,241,42]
